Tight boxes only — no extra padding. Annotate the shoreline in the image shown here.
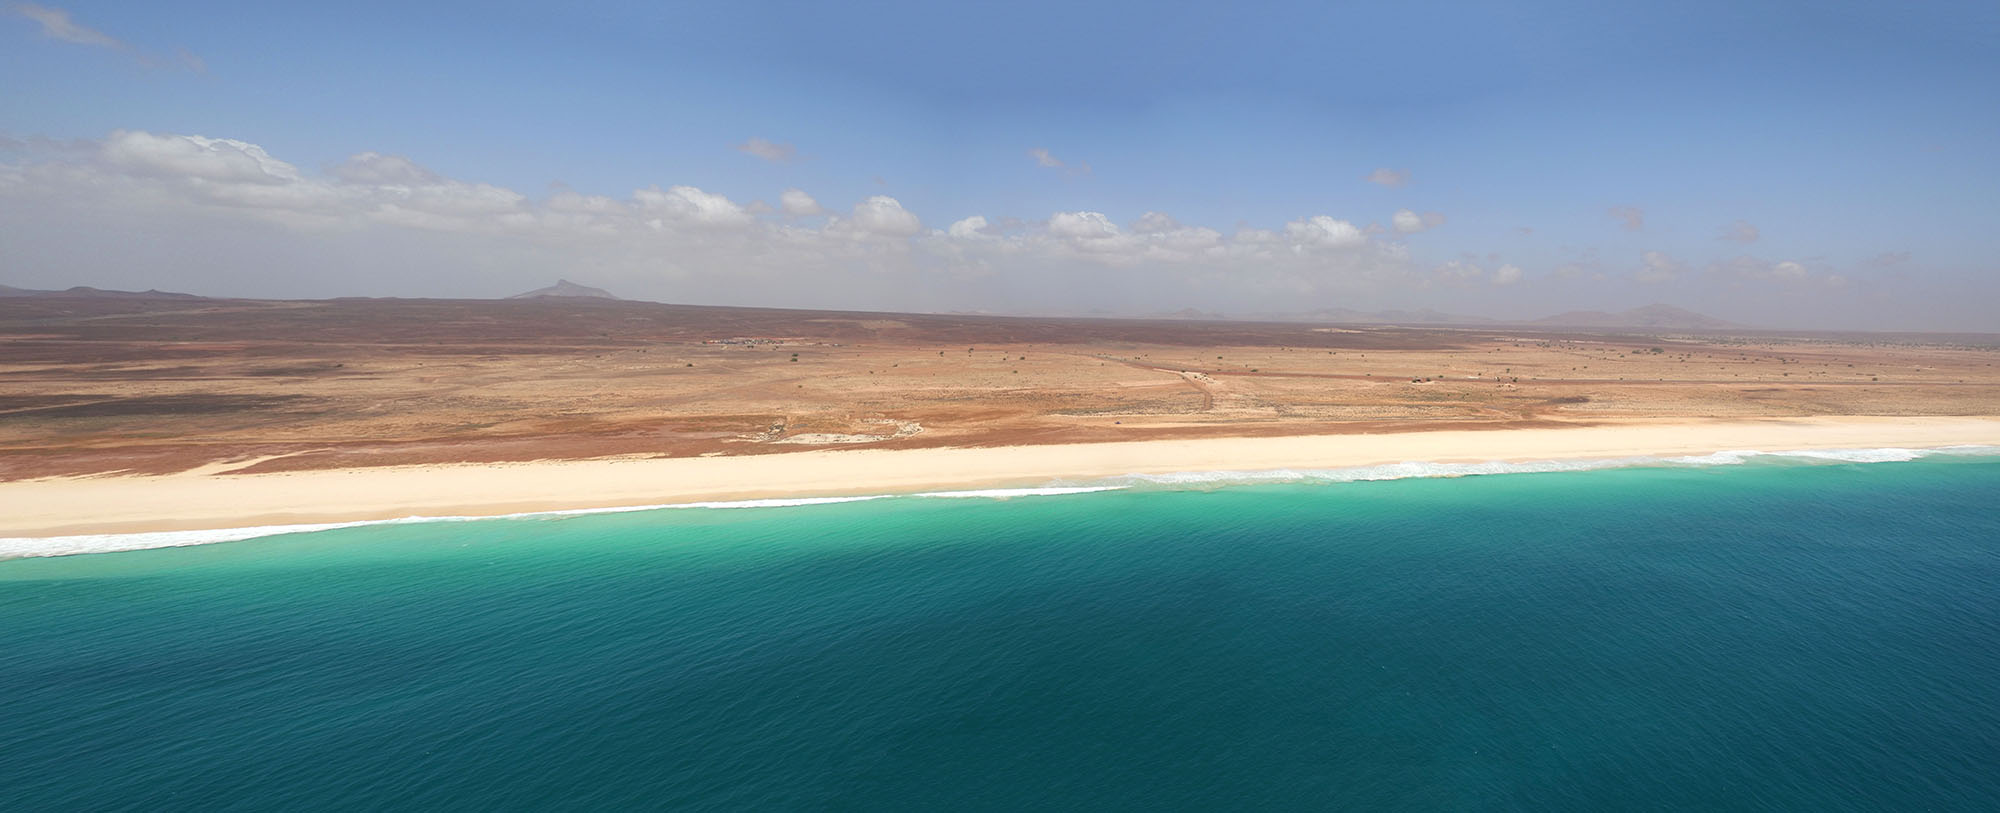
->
[3,416,1998,544]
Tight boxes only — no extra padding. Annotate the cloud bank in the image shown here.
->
[0,130,1856,319]
[0,130,1454,303]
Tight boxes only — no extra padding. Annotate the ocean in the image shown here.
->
[3,451,1998,810]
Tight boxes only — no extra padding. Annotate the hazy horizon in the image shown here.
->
[4,1,1997,331]
[0,277,1808,333]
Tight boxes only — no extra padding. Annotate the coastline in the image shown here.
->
[3,416,1998,545]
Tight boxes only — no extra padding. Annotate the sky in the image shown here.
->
[2,0,1997,329]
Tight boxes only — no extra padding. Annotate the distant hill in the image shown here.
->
[1258,307,1494,325]
[507,280,619,300]
[0,282,1741,331]
[0,284,206,300]
[1154,307,1230,321]
[1248,303,1738,330]
[1532,304,1738,330]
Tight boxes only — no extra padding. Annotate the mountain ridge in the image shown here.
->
[1531,304,1740,330]
[0,285,206,300]
[506,280,619,300]
[0,284,1745,329]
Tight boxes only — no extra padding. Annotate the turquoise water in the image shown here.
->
[4,457,1999,810]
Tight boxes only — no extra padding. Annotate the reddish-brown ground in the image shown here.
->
[3,296,1996,480]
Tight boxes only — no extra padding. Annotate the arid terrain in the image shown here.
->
[3,295,1997,481]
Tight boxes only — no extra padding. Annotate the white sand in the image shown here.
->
[3,416,1997,538]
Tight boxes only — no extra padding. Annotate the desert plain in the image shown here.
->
[2,293,1998,538]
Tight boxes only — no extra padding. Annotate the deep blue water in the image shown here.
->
[3,458,1999,810]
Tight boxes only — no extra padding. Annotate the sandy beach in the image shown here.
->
[4,415,1996,541]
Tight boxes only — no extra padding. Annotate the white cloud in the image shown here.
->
[102,130,301,184]
[1392,209,1446,234]
[850,195,922,237]
[1284,215,1366,249]
[1133,211,1183,234]
[1049,210,1119,240]
[779,187,823,216]
[1609,206,1645,231]
[1718,219,1760,244]
[0,129,1495,308]
[392,182,525,217]
[1143,224,1222,255]
[1703,255,1838,287]
[11,3,118,48]
[936,210,1225,266]
[632,185,750,228]
[332,152,441,186]
[545,190,623,215]
[947,215,993,240]
[1028,147,1089,175]
[1492,264,1523,285]
[735,137,796,163]
[1364,168,1409,188]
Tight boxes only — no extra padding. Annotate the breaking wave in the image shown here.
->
[914,486,1129,499]
[1105,445,1999,488]
[3,446,1993,560]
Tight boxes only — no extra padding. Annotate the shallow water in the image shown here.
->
[4,456,1998,809]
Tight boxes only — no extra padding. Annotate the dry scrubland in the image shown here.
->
[2,296,1997,480]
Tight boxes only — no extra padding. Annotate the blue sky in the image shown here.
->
[3,0,1997,328]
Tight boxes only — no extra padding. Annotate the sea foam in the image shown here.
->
[1107,445,2000,488]
[3,445,1994,560]
[914,486,1129,499]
